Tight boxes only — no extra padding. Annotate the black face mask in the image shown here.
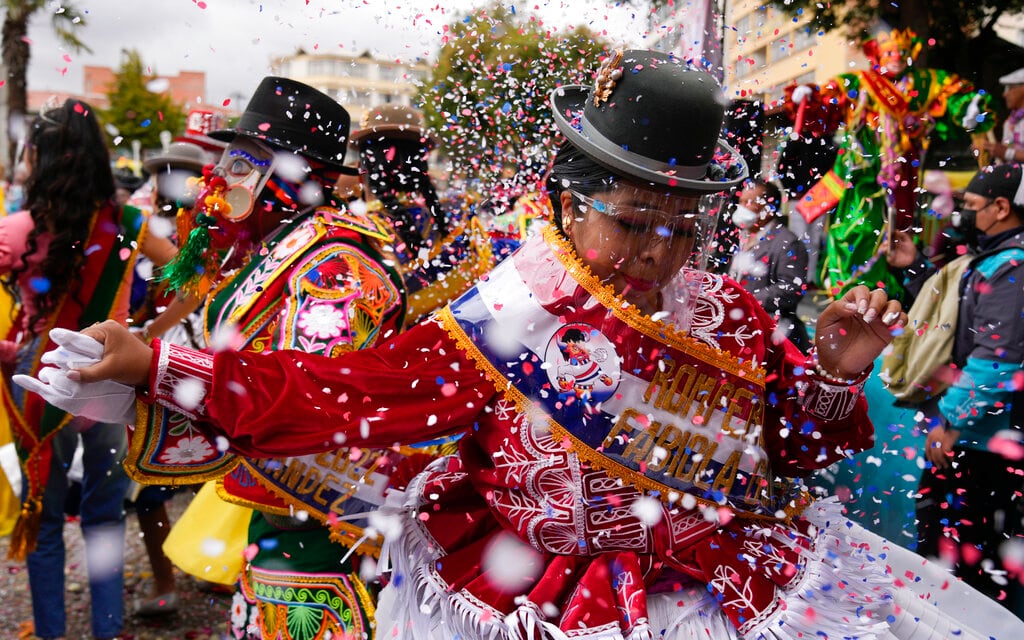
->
[953,207,980,249]
[953,204,995,250]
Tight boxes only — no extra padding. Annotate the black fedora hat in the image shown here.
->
[550,49,747,193]
[210,76,357,174]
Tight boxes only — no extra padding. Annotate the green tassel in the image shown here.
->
[159,219,213,293]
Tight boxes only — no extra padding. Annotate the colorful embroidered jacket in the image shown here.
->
[140,228,877,636]
[127,205,408,553]
[790,67,993,298]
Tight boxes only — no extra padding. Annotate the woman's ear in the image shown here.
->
[559,190,575,231]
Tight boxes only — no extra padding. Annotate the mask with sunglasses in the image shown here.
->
[218,146,275,222]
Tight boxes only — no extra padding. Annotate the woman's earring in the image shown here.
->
[562,216,572,229]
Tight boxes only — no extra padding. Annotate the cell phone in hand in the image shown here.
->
[886,208,897,254]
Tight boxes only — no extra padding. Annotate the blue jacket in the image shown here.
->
[941,228,1024,448]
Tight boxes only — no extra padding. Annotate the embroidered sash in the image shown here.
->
[858,70,912,120]
[441,228,787,517]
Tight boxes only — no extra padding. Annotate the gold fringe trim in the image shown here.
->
[541,225,766,383]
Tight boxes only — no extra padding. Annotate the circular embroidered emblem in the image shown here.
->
[544,322,621,411]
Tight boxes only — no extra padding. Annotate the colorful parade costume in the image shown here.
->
[787,28,993,298]
[132,226,1021,639]
[369,196,493,326]
[129,83,491,640]
[21,49,1022,640]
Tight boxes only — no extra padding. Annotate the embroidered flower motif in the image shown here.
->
[297,304,346,340]
[271,223,317,261]
[159,435,215,464]
[593,48,624,107]
[230,591,248,630]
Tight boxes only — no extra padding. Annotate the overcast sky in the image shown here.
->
[26,0,659,107]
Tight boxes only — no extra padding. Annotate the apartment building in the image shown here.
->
[271,50,430,127]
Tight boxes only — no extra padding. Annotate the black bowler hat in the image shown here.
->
[210,76,357,174]
[550,49,747,193]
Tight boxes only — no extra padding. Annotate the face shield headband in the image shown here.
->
[568,184,726,273]
[566,182,726,333]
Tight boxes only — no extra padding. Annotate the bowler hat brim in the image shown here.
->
[550,85,746,194]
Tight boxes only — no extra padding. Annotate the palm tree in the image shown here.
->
[1,0,89,174]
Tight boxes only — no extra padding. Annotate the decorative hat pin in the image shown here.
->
[593,49,624,107]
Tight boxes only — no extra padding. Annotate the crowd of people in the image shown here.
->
[0,34,1023,640]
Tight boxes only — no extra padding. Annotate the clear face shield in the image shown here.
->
[566,181,726,332]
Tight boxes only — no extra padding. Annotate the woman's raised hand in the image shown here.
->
[814,286,907,380]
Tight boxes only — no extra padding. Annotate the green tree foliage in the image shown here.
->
[417,2,608,187]
[1,0,90,173]
[100,49,186,152]
[767,0,1024,55]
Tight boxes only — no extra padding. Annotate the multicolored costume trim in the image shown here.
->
[234,566,375,640]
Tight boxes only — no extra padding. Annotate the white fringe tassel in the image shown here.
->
[377,491,1018,640]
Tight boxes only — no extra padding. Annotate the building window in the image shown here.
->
[735,46,766,80]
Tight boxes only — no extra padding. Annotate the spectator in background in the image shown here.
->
[0,99,179,640]
[980,67,1024,165]
[113,165,149,209]
[909,163,1024,616]
[728,178,811,352]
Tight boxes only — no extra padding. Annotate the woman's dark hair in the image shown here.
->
[1,99,115,338]
[360,137,447,252]
[545,140,617,234]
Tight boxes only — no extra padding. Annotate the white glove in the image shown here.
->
[40,327,105,368]
[12,328,138,425]
[961,94,983,131]
[791,84,814,105]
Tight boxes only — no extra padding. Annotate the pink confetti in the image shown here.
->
[242,544,259,561]
[258,122,272,132]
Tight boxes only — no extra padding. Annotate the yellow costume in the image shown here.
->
[0,285,20,536]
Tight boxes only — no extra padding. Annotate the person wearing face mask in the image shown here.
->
[889,163,1024,615]
[728,179,810,353]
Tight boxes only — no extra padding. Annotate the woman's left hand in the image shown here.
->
[814,286,906,380]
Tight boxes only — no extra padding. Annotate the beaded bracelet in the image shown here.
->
[807,347,868,386]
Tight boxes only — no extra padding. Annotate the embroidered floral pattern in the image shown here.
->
[158,435,216,465]
[297,303,346,340]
